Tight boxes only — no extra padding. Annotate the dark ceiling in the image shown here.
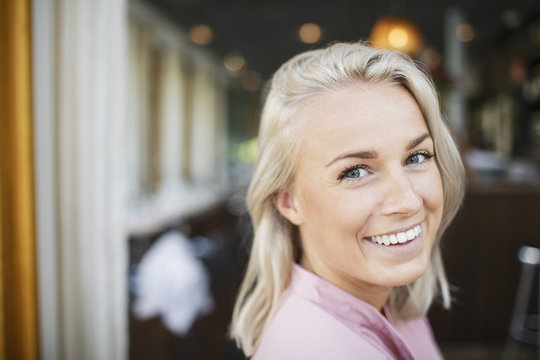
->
[141,0,540,79]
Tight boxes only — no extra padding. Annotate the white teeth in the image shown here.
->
[370,224,422,246]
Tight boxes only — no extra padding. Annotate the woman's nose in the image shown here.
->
[380,169,423,216]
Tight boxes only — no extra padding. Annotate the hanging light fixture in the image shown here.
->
[369,16,424,56]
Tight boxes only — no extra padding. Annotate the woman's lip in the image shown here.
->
[362,228,424,255]
[364,221,424,239]
[362,223,423,246]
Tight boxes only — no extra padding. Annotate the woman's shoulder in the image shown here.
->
[252,290,391,360]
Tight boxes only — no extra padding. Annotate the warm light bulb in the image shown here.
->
[189,24,213,45]
[388,28,408,48]
[224,52,246,76]
[299,23,322,44]
[369,16,423,56]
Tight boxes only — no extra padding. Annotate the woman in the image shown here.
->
[231,42,465,359]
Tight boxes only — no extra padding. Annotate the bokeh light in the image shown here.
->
[224,52,246,76]
[299,23,322,44]
[456,23,475,42]
[370,16,423,56]
[189,24,213,45]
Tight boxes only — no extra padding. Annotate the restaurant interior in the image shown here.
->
[125,0,540,358]
[2,0,540,359]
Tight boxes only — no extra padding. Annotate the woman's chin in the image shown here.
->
[370,262,430,288]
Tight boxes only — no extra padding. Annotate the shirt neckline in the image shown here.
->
[289,263,415,359]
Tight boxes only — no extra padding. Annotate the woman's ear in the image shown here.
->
[273,190,304,226]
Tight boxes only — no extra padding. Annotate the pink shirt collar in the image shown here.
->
[290,263,416,359]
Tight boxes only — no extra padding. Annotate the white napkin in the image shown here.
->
[132,231,214,335]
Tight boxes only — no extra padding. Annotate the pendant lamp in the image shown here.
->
[369,16,424,56]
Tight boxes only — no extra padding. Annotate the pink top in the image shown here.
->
[253,264,443,360]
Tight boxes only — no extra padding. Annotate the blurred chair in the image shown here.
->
[504,246,540,360]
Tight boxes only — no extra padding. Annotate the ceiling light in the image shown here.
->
[299,23,322,44]
[456,23,474,42]
[388,28,409,48]
[224,52,246,76]
[189,24,214,45]
[369,16,423,56]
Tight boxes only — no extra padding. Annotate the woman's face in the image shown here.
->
[275,83,444,305]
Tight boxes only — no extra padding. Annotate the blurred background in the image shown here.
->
[2,0,540,359]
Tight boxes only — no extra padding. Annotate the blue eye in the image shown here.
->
[338,166,368,181]
[405,151,434,165]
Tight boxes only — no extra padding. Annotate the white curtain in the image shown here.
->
[127,20,152,200]
[158,48,185,190]
[126,2,230,235]
[191,63,218,184]
[33,0,128,359]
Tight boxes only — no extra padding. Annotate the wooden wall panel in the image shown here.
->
[430,187,540,345]
[0,0,39,359]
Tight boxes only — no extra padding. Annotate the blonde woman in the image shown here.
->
[231,42,465,359]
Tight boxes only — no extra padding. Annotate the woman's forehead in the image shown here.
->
[294,84,429,159]
[299,84,423,129]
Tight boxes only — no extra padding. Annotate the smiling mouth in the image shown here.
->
[365,224,422,246]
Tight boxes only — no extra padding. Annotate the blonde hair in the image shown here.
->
[231,42,465,356]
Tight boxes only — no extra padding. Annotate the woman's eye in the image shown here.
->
[341,167,368,180]
[405,152,434,165]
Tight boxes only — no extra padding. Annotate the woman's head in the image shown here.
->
[250,42,463,245]
[273,83,445,309]
[232,42,465,356]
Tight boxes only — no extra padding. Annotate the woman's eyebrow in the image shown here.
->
[326,149,378,167]
[406,133,431,151]
[325,133,432,167]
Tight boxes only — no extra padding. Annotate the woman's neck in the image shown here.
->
[300,255,391,311]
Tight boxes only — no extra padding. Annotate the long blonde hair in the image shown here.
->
[231,42,465,356]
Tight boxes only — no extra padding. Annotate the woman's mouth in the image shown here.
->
[365,224,422,246]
